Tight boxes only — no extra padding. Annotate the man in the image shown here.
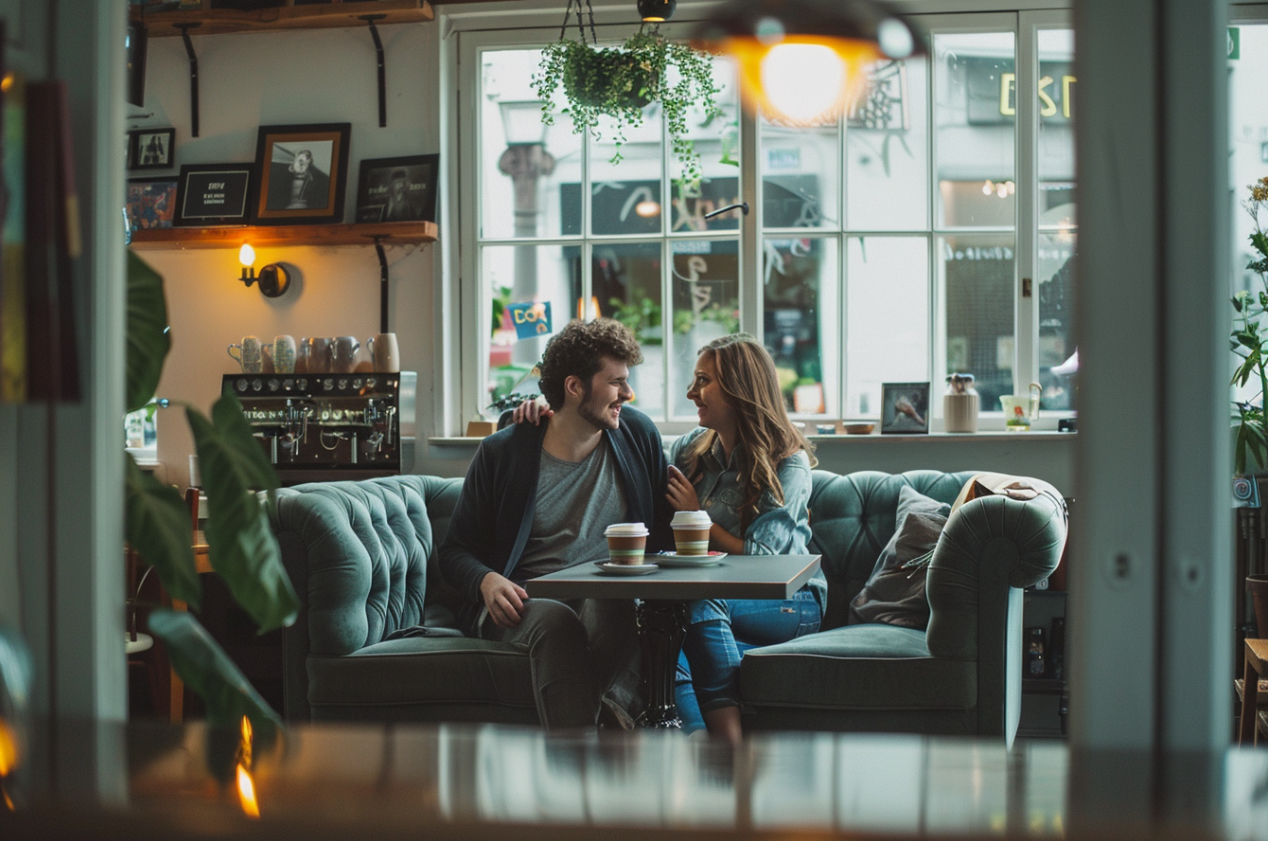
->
[439,319,673,730]
[382,168,422,220]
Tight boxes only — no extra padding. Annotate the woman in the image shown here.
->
[667,333,823,743]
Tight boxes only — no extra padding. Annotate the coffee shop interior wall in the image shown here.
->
[136,21,452,486]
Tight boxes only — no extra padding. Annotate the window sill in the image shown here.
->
[429,430,1077,445]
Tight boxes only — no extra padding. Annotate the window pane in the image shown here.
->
[846,237,929,417]
[595,242,666,418]
[939,234,1015,413]
[1037,28,1077,412]
[763,123,839,230]
[669,240,740,418]
[484,244,582,407]
[934,32,1016,228]
[590,108,664,236]
[481,49,584,240]
[764,237,839,416]
[845,56,930,231]
[670,57,743,234]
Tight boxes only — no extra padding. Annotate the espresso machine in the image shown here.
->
[222,371,416,485]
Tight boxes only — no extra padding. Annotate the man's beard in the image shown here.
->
[577,383,620,431]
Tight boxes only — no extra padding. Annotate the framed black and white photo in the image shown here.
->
[354,154,439,224]
[253,122,350,224]
[127,127,175,171]
[126,178,178,231]
[173,163,252,226]
[880,382,931,434]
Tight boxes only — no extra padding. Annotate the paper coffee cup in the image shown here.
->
[671,510,712,555]
[604,523,649,565]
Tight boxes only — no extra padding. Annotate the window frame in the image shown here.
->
[451,6,1075,435]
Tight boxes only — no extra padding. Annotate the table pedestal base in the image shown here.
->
[636,600,688,729]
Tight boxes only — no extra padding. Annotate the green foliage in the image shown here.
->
[609,294,662,344]
[487,391,540,413]
[1233,177,1268,475]
[673,303,739,336]
[125,251,170,414]
[125,457,201,609]
[533,24,722,186]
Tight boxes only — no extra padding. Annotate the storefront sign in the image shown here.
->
[509,301,552,339]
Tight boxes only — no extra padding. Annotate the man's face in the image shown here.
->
[293,153,311,173]
[575,357,634,431]
[391,177,406,198]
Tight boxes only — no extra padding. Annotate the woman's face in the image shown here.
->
[687,352,736,435]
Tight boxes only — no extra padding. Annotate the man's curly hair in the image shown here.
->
[538,319,643,410]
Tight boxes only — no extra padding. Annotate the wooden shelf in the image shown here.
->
[129,220,437,250]
[133,0,433,38]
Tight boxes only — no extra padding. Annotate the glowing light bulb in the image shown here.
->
[982,180,994,196]
[238,243,255,267]
[760,43,846,126]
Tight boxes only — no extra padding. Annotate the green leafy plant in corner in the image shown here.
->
[125,252,298,745]
[533,23,722,185]
[1232,177,1268,476]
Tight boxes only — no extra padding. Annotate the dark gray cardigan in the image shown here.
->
[438,405,673,632]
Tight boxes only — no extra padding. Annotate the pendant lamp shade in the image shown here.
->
[692,0,923,127]
[637,0,676,22]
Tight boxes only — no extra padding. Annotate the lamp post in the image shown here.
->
[497,100,555,364]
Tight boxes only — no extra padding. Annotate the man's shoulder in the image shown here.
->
[616,404,657,437]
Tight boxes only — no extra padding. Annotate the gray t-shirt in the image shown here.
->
[513,436,627,583]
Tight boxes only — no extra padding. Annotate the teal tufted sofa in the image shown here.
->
[272,469,1064,738]
[738,469,1066,745]
[272,475,538,724]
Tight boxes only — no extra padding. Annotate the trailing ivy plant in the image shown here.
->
[533,21,722,186]
[125,252,297,745]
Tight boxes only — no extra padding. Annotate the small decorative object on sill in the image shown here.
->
[815,423,836,435]
[944,372,978,434]
[466,419,498,438]
[533,0,723,185]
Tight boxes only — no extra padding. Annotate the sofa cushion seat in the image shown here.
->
[306,636,536,719]
[740,625,976,712]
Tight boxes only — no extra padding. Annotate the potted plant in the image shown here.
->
[1232,176,1268,476]
[533,13,723,185]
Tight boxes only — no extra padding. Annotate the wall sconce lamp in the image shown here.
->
[692,0,923,127]
[237,243,291,298]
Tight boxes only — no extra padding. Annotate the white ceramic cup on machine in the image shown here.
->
[272,335,297,374]
[366,333,400,372]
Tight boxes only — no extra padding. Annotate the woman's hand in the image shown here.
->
[511,397,553,426]
[665,464,701,511]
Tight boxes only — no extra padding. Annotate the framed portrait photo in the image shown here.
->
[880,382,931,435]
[253,122,350,225]
[355,154,439,224]
[127,127,175,171]
[125,178,178,231]
[173,163,252,226]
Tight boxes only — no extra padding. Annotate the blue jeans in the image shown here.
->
[674,587,821,732]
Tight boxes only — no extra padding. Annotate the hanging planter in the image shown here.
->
[532,0,722,185]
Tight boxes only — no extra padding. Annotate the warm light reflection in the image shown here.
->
[720,35,880,126]
[0,73,13,93]
[635,200,661,218]
[238,243,255,267]
[0,718,18,775]
[236,716,259,819]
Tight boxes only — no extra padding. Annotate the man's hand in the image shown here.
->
[480,572,529,628]
[666,464,702,511]
[511,397,553,426]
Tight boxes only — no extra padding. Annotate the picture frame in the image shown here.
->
[880,382,931,435]
[127,127,175,171]
[125,178,179,231]
[173,163,253,226]
[354,154,439,224]
[252,122,350,225]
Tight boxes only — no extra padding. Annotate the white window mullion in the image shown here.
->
[740,90,761,343]
[1016,14,1040,399]
[926,31,942,421]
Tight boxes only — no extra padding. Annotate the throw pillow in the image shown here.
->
[848,485,952,629]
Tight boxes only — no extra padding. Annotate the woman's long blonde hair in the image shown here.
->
[681,333,817,534]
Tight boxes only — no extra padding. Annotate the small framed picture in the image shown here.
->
[173,163,253,226]
[880,382,931,434]
[252,122,350,225]
[354,154,439,224]
[126,178,178,230]
[127,127,175,171]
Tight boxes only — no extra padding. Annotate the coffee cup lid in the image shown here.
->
[671,510,711,527]
[605,523,648,537]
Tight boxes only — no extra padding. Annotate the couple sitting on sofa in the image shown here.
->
[438,319,824,742]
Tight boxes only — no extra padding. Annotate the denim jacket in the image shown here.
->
[669,428,826,612]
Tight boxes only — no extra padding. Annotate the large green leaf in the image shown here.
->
[147,608,281,743]
[124,455,201,609]
[125,252,170,414]
[187,394,297,633]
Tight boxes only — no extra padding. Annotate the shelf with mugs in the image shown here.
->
[128,220,437,251]
[132,0,434,38]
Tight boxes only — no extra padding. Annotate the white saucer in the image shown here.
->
[656,551,726,566]
[595,561,659,575]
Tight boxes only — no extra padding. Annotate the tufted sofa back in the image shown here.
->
[807,469,975,630]
[272,475,463,657]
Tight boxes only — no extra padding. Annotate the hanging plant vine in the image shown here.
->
[531,0,722,185]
